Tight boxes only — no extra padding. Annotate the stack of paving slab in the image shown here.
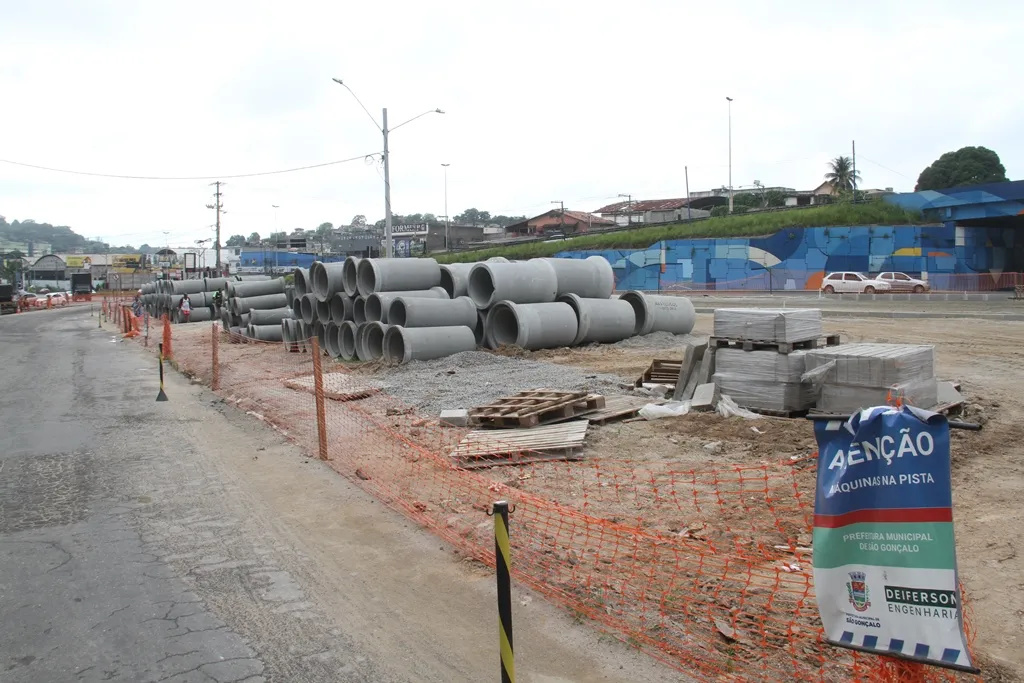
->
[711,308,823,414]
[804,343,938,414]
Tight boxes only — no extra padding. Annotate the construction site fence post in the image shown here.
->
[211,322,220,391]
[310,336,329,461]
[491,500,515,683]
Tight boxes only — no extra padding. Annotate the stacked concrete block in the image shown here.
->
[713,349,816,413]
[805,343,937,413]
[713,308,822,342]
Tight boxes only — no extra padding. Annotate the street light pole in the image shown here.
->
[726,96,734,214]
[441,163,450,251]
[271,204,279,275]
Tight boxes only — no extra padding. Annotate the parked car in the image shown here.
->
[820,272,892,294]
[875,271,930,293]
[43,292,68,307]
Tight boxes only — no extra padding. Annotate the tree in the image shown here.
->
[763,190,787,208]
[351,215,367,228]
[316,222,334,234]
[915,146,1008,191]
[825,156,862,193]
[457,208,482,225]
[247,232,261,244]
[732,193,761,209]
[139,243,152,253]
[423,213,437,223]
[269,231,287,245]
[225,234,246,247]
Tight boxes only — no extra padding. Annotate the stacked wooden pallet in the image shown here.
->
[468,389,606,428]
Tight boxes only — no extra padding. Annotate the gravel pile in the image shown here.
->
[374,351,632,415]
[610,331,707,349]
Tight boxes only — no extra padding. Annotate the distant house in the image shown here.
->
[595,198,711,225]
[505,210,614,237]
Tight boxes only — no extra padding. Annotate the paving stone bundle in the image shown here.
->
[713,308,822,343]
[804,343,938,413]
[713,349,815,413]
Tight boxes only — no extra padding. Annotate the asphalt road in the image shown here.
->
[0,307,681,683]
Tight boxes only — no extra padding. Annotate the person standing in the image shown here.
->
[177,293,192,323]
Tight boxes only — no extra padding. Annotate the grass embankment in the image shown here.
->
[435,201,924,263]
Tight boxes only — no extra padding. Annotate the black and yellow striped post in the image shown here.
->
[156,342,168,402]
[491,500,515,683]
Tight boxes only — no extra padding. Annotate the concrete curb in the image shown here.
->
[693,307,1024,321]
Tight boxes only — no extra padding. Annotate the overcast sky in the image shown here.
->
[1,0,1021,250]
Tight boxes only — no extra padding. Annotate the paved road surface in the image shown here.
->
[0,307,682,683]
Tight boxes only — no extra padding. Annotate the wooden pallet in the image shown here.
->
[283,373,380,402]
[469,390,605,428]
[584,395,655,425]
[748,406,809,418]
[634,359,684,388]
[449,421,589,468]
[709,334,841,355]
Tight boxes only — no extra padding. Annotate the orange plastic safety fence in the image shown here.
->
[133,323,978,683]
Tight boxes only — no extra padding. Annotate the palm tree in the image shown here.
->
[824,156,862,193]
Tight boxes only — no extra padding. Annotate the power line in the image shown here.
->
[858,155,914,181]
[0,152,381,181]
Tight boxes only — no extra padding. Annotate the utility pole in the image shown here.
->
[272,204,279,274]
[551,201,564,236]
[441,163,450,251]
[726,97,734,214]
[851,140,857,204]
[206,182,224,274]
[617,193,632,226]
[685,166,692,221]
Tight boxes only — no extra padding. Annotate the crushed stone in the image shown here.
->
[610,331,707,349]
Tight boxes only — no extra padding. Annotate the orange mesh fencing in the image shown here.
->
[134,320,979,683]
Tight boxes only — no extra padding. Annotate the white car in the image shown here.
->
[876,272,930,293]
[820,272,892,294]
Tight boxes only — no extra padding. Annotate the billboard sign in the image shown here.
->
[812,407,975,672]
[65,256,93,268]
[112,254,142,269]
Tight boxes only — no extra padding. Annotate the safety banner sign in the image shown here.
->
[812,406,976,672]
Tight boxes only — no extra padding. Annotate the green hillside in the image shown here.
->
[436,201,925,263]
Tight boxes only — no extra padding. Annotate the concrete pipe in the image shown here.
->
[291,297,303,320]
[314,319,328,352]
[249,323,284,342]
[324,321,343,359]
[175,306,213,323]
[475,308,490,347]
[354,322,371,361]
[220,308,233,329]
[338,321,359,361]
[342,256,361,297]
[169,279,207,295]
[362,322,390,361]
[539,256,614,299]
[383,325,477,364]
[233,292,289,314]
[439,263,475,299]
[315,298,331,324]
[487,257,510,263]
[388,295,478,329]
[619,291,696,336]
[329,293,354,323]
[293,268,310,297]
[467,259,558,309]
[204,277,229,292]
[311,261,346,302]
[356,257,442,296]
[353,297,367,325]
[249,307,293,325]
[557,293,636,345]
[236,275,272,281]
[170,292,212,309]
[299,293,318,325]
[285,285,296,307]
[281,318,295,352]
[364,287,449,323]
[229,326,246,341]
[487,301,578,350]
[226,278,286,299]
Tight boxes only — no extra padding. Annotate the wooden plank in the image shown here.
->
[449,421,589,460]
[283,373,381,401]
[470,392,604,428]
[635,359,684,388]
[456,451,585,470]
[585,395,654,425]
[469,389,587,418]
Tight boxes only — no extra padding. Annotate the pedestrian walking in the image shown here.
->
[177,293,192,323]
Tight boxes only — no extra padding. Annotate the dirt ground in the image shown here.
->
[529,312,1024,678]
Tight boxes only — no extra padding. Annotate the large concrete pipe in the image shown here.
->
[238,312,249,328]
[291,297,303,320]
[204,277,229,292]
[233,292,289,314]
[487,301,578,350]
[281,318,296,352]
[338,321,359,361]
[467,260,558,309]
[169,279,207,295]
[329,293,354,323]
[475,309,490,347]
[175,306,214,323]
[539,256,614,299]
[249,307,293,325]
[362,322,390,361]
[229,326,246,340]
[353,297,367,325]
[439,263,475,299]
[249,323,284,342]
[383,325,477,364]
[293,268,310,297]
[236,275,272,281]
[356,257,442,296]
[487,257,510,263]
[364,287,449,323]
[226,278,285,298]
[388,295,477,329]
[557,294,636,345]
[285,285,296,307]
[354,322,371,361]
[299,293,318,325]
[220,308,233,329]
[315,298,331,324]
[342,256,361,297]
[314,319,327,352]
[619,291,696,336]
[311,261,346,302]
[324,321,343,359]
[171,292,213,309]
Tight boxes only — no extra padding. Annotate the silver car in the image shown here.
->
[820,272,892,294]
[876,272,930,293]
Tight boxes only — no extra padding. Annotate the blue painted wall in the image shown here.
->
[237,251,344,270]
[555,224,1019,291]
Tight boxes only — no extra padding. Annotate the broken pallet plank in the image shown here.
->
[635,359,684,388]
[585,395,654,425]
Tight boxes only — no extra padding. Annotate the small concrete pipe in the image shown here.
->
[249,307,294,325]
[338,321,359,361]
[353,297,367,325]
[486,301,578,350]
[329,293,354,323]
[439,263,475,298]
[539,256,615,299]
[311,261,346,302]
[249,323,284,342]
[293,268,310,297]
[364,287,448,323]
[342,256,361,297]
[356,257,442,296]
[315,298,331,323]
[387,295,478,329]
[383,325,477,364]
[362,322,390,361]
[558,293,636,345]
[299,294,318,325]
[324,321,343,359]
[467,259,558,309]
[619,291,696,335]
[226,278,285,298]
[233,292,289,314]
[354,322,371,361]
